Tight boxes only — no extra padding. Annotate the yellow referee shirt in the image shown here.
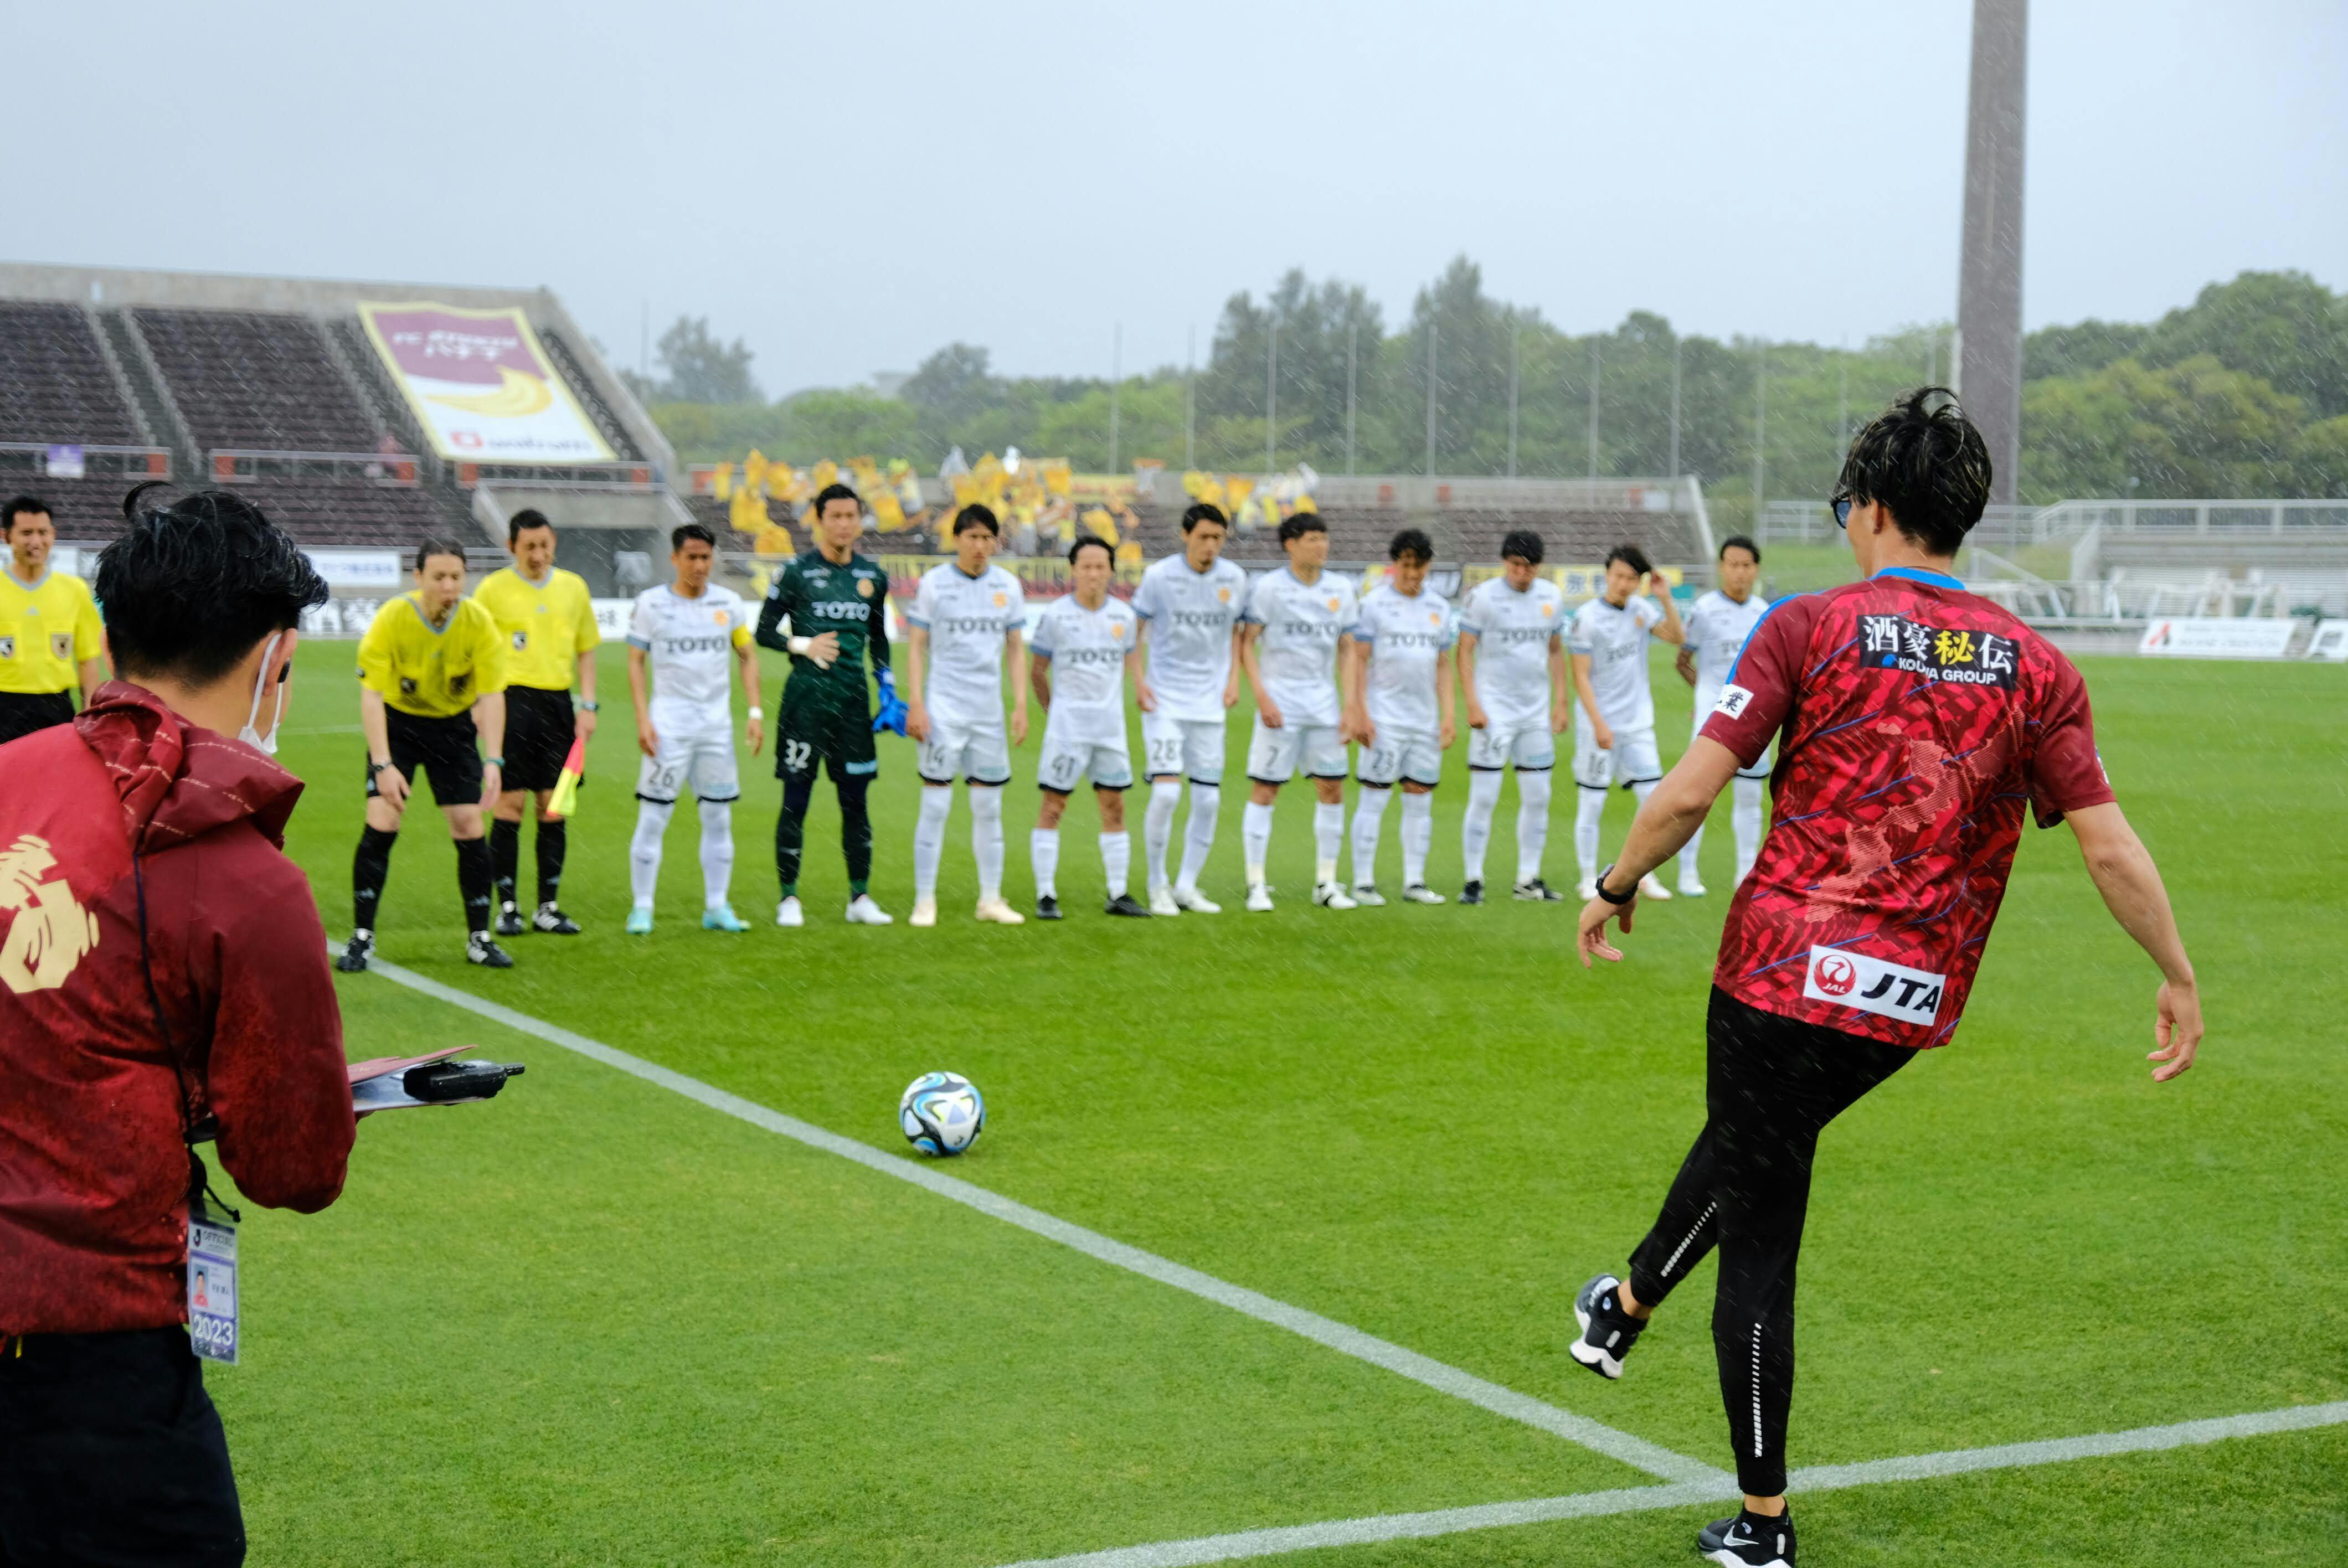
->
[0,569,104,696]
[357,592,509,719]
[472,565,600,692]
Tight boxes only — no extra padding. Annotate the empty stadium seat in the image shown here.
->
[132,308,379,454]
[0,303,145,447]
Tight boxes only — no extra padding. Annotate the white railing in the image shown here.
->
[1767,497,2348,549]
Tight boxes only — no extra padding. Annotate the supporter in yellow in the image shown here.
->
[339,538,514,973]
[471,509,600,938]
[0,496,107,745]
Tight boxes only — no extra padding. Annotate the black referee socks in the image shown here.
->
[489,817,521,908]
[535,818,567,906]
[455,837,495,935]
[352,826,397,932]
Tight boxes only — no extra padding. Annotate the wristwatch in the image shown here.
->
[1594,864,1636,905]
[579,699,600,713]
[366,759,391,777]
[485,755,506,768]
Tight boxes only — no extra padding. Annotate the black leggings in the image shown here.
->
[774,771,872,896]
[1625,987,1914,1497]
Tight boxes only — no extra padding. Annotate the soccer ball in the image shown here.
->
[899,1071,985,1157]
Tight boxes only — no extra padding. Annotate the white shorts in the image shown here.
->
[1693,694,1774,779]
[1357,725,1443,788]
[1037,726,1134,793]
[918,714,1012,786]
[1246,716,1347,785]
[1572,722,1662,790]
[636,723,739,804]
[1466,721,1556,772]
[1141,711,1227,785]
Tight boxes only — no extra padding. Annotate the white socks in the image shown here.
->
[1100,829,1131,899]
[1312,801,1343,884]
[1681,816,1708,885]
[698,798,733,908]
[1461,769,1503,883]
[629,798,674,907]
[1031,826,1060,898]
[1513,771,1552,884]
[1733,776,1765,883]
[1178,783,1219,891]
[913,786,952,900]
[1400,790,1433,886]
[1145,779,1182,889]
[1350,786,1392,887]
[1575,785,1607,881]
[970,786,1005,902]
[1242,800,1273,887]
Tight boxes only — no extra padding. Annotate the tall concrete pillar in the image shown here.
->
[1959,0,2027,504]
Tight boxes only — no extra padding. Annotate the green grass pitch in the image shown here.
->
[212,635,2346,1565]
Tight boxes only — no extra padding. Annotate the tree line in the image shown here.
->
[633,264,2348,518]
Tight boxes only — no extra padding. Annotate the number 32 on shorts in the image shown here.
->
[783,738,814,773]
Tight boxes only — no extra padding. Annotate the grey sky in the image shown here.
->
[13,1,2342,395]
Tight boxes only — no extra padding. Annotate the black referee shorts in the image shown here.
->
[501,685,575,793]
[0,1327,245,1567]
[369,706,483,808]
[0,690,76,747]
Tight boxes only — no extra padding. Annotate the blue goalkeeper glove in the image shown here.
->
[872,669,909,736]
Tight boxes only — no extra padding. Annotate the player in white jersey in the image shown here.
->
[1567,543,1685,902]
[1131,503,1247,916]
[1029,534,1150,919]
[1343,528,1456,905]
[1238,513,1362,912]
[905,504,1030,926]
[625,523,763,933]
[1456,530,1570,904]
[1674,534,1771,895]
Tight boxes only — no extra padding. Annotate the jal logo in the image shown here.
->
[1814,953,1857,996]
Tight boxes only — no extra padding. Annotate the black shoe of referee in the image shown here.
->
[1698,1508,1794,1567]
[334,931,373,973]
[1456,879,1484,905]
[495,902,525,937]
[531,903,581,935]
[1104,892,1151,917]
[1568,1272,1646,1380]
[465,932,514,969]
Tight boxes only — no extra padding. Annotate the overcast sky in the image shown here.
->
[11,1,2342,395]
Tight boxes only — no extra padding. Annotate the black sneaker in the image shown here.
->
[1036,894,1063,921]
[1456,879,1484,906]
[1513,877,1567,902]
[334,931,374,973]
[1568,1272,1646,1380]
[1698,1508,1794,1567]
[1104,893,1151,917]
[532,903,581,935]
[495,902,525,937]
[465,932,514,969]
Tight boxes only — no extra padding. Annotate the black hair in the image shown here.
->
[1717,534,1760,564]
[1067,533,1113,565]
[1605,543,1653,576]
[1832,387,1992,557]
[672,522,717,552]
[415,537,469,571]
[954,503,1000,537]
[4,495,53,532]
[1181,502,1228,534]
[811,482,862,519]
[96,482,327,685]
[508,508,553,545]
[1276,511,1327,545]
[1499,529,1544,565]
[1388,527,1434,564]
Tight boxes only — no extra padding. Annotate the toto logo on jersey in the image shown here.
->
[1803,946,1947,1026]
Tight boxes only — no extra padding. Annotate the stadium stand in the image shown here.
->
[0,303,146,447]
[130,308,380,455]
[539,328,645,463]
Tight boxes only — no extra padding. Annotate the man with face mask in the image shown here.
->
[0,484,356,1566]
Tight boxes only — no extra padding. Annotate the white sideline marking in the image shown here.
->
[354,953,1726,1488]
[992,1401,2348,1567]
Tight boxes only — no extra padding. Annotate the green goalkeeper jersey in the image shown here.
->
[755,548,892,714]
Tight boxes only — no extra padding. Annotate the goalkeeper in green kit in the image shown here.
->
[755,482,905,927]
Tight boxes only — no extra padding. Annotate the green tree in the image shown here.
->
[653,315,760,404]
[2021,355,2305,501]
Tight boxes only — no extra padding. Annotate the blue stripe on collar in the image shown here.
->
[1872,566,1966,590]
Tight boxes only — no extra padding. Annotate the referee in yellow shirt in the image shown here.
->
[336,538,513,972]
[0,497,107,744]
[473,509,600,937]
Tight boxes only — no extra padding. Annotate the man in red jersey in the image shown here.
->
[1564,391,2202,1568]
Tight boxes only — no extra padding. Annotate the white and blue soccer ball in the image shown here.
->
[899,1071,985,1157]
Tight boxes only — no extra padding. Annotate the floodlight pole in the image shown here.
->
[1587,339,1600,481]
[1959,0,2027,506]
[1424,319,1439,477]
[1751,342,1768,538]
[1837,352,1850,451]
[1668,335,1682,482]
[1265,311,1278,476]
[1109,322,1121,476]
[1507,326,1520,479]
[1345,321,1358,477]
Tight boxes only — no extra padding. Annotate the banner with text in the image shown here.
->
[2137,618,2295,659]
[357,302,615,464]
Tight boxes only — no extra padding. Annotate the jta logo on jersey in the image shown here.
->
[1802,946,1945,1025]
[1857,615,2017,689]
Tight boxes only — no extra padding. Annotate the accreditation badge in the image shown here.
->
[187,1206,240,1365]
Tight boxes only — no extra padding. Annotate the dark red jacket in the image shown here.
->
[0,682,353,1334]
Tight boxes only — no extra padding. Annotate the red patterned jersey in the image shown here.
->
[1700,568,2113,1048]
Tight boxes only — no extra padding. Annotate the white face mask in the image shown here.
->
[239,632,289,755]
